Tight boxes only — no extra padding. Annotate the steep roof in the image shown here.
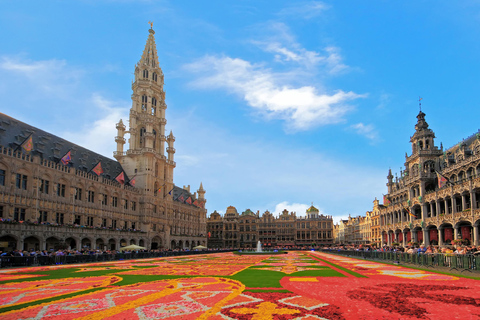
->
[0,113,127,182]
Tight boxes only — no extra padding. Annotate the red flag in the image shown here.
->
[21,135,33,152]
[437,171,448,189]
[115,172,125,184]
[383,195,391,207]
[61,151,71,165]
[92,162,103,175]
[129,176,136,187]
[404,207,415,218]
[193,200,199,207]
[186,197,192,205]
[178,194,185,202]
[208,232,211,238]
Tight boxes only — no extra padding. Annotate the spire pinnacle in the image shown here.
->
[139,24,159,67]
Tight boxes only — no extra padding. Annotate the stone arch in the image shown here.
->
[139,239,145,247]
[108,238,116,251]
[151,236,161,250]
[439,222,454,245]
[412,204,422,219]
[185,240,190,249]
[171,240,176,249]
[130,239,136,245]
[96,238,106,250]
[46,236,61,251]
[0,234,18,250]
[65,237,78,250]
[119,238,127,248]
[394,229,403,244]
[426,224,439,245]
[455,220,473,244]
[23,235,41,251]
[178,240,184,249]
[81,237,93,249]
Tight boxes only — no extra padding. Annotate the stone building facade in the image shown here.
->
[380,111,480,246]
[0,26,207,252]
[206,205,334,248]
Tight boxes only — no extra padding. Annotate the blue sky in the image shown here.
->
[1,1,480,222]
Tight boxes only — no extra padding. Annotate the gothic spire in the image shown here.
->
[138,23,160,68]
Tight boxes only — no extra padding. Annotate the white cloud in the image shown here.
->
[351,123,378,141]
[273,202,311,216]
[252,22,349,74]
[0,56,84,99]
[377,93,391,109]
[169,111,385,221]
[0,55,128,159]
[62,94,129,157]
[277,1,330,19]
[184,55,365,131]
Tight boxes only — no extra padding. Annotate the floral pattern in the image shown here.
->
[0,252,479,319]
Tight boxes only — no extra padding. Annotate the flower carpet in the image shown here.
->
[0,252,479,319]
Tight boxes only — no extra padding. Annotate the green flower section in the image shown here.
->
[229,266,345,288]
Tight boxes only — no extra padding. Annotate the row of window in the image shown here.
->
[142,70,158,82]
[0,206,138,230]
[0,173,138,211]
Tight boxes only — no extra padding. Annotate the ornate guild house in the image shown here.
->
[0,26,207,252]
[380,111,480,246]
[207,205,334,248]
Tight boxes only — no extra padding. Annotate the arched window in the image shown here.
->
[151,97,157,115]
[152,72,157,82]
[141,95,148,111]
[152,129,157,149]
[143,70,149,79]
[140,127,146,146]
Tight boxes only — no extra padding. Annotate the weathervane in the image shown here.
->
[148,21,154,29]
[419,96,423,112]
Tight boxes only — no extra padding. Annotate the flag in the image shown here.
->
[115,172,125,184]
[156,186,162,195]
[208,232,211,238]
[168,188,174,195]
[178,194,185,202]
[186,197,192,205]
[21,134,33,152]
[199,201,205,209]
[92,162,103,175]
[60,151,71,165]
[129,176,136,187]
[405,207,415,218]
[436,171,448,189]
[383,195,391,207]
[193,200,199,207]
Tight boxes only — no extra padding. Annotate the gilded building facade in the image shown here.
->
[0,26,207,252]
[206,205,334,248]
[380,111,480,246]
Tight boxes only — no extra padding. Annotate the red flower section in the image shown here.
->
[221,291,346,320]
[348,283,480,319]
[282,276,480,319]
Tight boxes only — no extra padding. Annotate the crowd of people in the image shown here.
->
[328,244,480,255]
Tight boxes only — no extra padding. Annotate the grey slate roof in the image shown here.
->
[0,112,128,182]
